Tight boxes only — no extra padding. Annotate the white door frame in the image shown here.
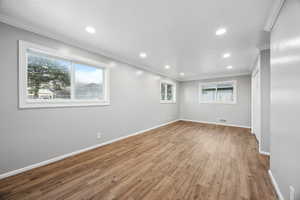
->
[252,65,261,149]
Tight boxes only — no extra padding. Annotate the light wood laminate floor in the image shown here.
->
[0,121,277,200]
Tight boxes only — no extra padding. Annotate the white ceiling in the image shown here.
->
[0,0,273,81]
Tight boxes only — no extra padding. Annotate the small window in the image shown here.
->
[160,81,176,103]
[19,41,110,108]
[199,81,236,104]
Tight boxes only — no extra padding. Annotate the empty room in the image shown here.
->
[0,0,299,199]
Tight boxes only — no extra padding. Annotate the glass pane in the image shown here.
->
[161,83,166,100]
[27,50,71,100]
[201,85,216,102]
[216,83,234,102]
[167,84,173,101]
[74,63,103,100]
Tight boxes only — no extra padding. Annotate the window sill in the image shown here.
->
[160,101,176,104]
[19,100,110,109]
[199,101,236,105]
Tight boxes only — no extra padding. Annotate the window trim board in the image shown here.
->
[18,40,110,108]
[160,80,176,104]
[198,80,237,104]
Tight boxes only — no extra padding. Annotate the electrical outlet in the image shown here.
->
[97,132,102,139]
[289,186,295,200]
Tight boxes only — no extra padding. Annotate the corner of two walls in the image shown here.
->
[251,47,271,154]
[178,75,252,128]
[0,20,254,177]
[0,22,179,175]
[259,49,271,153]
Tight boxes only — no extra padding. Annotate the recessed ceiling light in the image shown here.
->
[226,65,233,69]
[136,70,143,75]
[179,72,185,76]
[139,52,147,58]
[85,26,96,34]
[165,65,171,69]
[216,28,227,36]
[223,53,231,58]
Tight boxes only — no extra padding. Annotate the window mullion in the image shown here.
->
[165,84,167,101]
[71,62,75,100]
[215,86,218,103]
[171,85,174,102]
[102,69,106,102]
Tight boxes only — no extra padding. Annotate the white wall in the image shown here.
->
[252,59,261,146]
[270,0,300,199]
[252,49,271,153]
[0,22,179,175]
[179,75,251,127]
[0,21,253,178]
[260,49,271,153]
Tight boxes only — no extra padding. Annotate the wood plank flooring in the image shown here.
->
[0,121,277,200]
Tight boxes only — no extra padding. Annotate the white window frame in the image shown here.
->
[198,80,237,104]
[160,80,176,104]
[19,40,110,108]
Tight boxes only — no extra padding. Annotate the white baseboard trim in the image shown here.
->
[268,170,285,200]
[179,119,251,129]
[0,119,179,180]
[259,150,271,156]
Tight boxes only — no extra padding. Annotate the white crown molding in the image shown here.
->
[0,14,180,81]
[264,0,286,32]
[0,14,257,83]
[179,72,251,82]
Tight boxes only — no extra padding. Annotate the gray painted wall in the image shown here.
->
[270,0,300,199]
[179,75,251,127]
[260,49,271,153]
[0,22,179,174]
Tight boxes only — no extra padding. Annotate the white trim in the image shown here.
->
[179,72,251,82]
[0,14,252,83]
[264,0,286,31]
[268,170,285,200]
[251,59,262,151]
[180,119,251,129]
[0,119,180,180]
[198,80,237,104]
[259,150,270,156]
[160,80,177,104]
[0,14,180,81]
[19,40,110,108]
[250,51,260,72]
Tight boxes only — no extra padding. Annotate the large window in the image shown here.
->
[199,81,236,104]
[19,41,109,108]
[160,81,176,103]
